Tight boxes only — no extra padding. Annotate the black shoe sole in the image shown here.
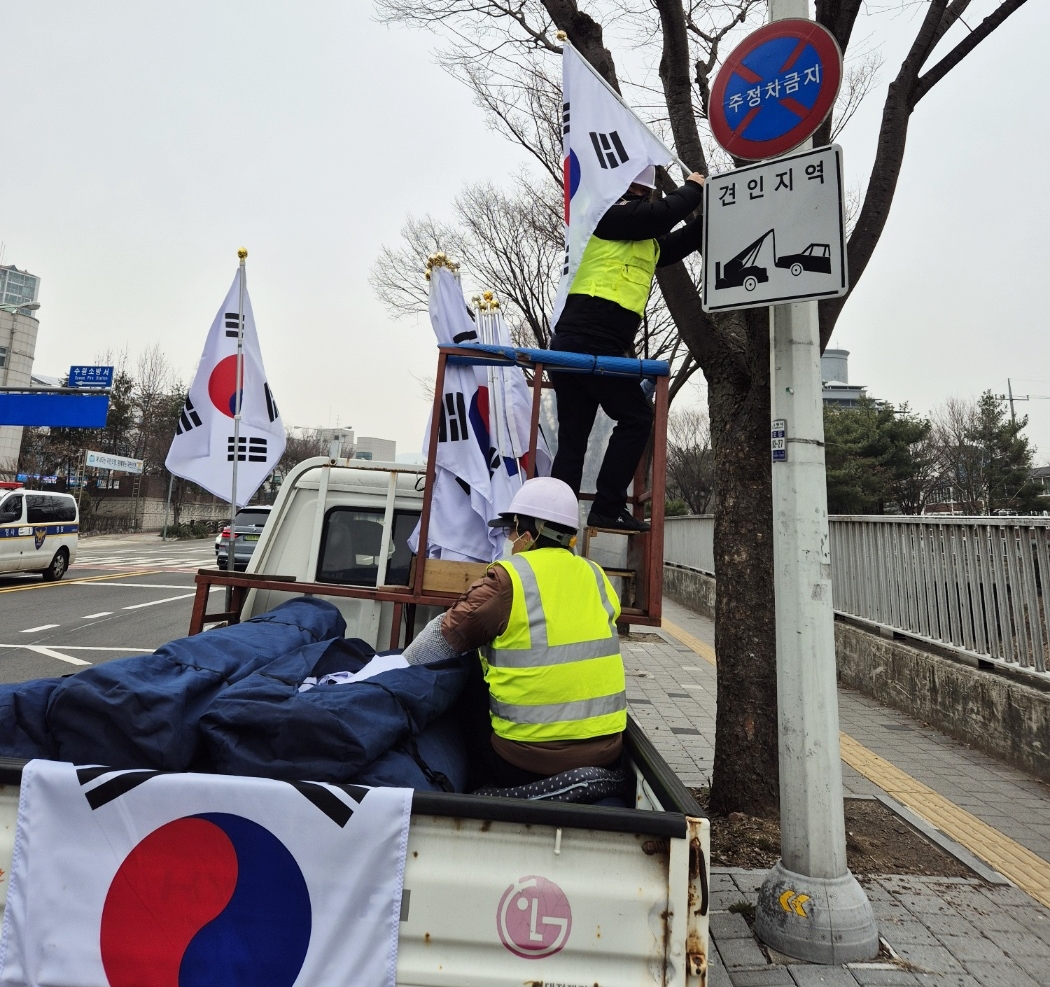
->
[587,514,651,533]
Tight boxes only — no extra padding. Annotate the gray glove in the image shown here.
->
[402,614,465,665]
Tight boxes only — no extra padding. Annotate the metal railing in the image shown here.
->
[664,515,715,574]
[664,515,1050,676]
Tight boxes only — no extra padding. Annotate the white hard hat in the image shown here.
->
[632,165,657,188]
[488,477,579,531]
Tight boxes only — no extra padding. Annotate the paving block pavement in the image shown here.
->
[620,599,1050,987]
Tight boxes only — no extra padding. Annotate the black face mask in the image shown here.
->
[621,188,650,202]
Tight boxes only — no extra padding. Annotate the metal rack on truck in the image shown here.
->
[189,342,671,643]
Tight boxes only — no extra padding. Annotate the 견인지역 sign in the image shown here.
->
[701,144,847,313]
[710,19,842,161]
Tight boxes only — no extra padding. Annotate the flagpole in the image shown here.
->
[558,33,695,178]
[227,248,248,575]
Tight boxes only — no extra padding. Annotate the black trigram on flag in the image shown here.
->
[75,765,368,827]
[224,311,242,338]
[563,101,570,136]
[264,382,280,423]
[589,130,630,169]
[561,242,571,278]
[438,391,469,442]
[228,435,269,462]
[175,396,203,435]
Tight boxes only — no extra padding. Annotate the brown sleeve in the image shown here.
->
[441,564,514,653]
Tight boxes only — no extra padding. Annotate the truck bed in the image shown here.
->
[0,720,709,987]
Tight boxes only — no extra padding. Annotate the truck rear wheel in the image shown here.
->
[41,548,69,582]
[743,275,758,292]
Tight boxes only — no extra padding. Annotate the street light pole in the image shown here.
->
[753,0,878,965]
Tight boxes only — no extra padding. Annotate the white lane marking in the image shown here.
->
[78,583,199,590]
[0,645,151,652]
[24,645,90,666]
[82,612,113,619]
[122,592,197,610]
[21,624,59,633]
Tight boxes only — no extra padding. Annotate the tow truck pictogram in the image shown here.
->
[714,229,831,291]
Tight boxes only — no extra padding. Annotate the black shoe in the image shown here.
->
[587,509,651,533]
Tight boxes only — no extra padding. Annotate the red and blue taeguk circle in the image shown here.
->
[563,148,581,222]
[100,813,311,987]
[208,355,244,419]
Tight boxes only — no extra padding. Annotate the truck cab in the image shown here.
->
[237,457,440,645]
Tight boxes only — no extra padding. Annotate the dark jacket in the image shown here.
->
[554,180,704,354]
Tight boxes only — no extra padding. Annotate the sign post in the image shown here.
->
[708,0,878,965]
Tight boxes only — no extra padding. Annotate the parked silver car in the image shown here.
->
[214,506,272,570]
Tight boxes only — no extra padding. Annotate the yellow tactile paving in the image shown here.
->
[660,618,716,666]
[662,614,1050,908]
[839,733,1050,908]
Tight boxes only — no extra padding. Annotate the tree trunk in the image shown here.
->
[707,329,779,817]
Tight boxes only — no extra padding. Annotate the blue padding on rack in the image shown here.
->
[440,343,669,378]
[0,394,110,427]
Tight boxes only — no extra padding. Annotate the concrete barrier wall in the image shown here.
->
[663,564,716,621]
[835,621,1050,782]
[663,564,1050,783]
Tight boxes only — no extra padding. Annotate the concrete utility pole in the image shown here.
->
[753,0,879,965]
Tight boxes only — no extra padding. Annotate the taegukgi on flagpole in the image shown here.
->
[165,249,286,551]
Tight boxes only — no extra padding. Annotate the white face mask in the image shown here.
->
[501,537,518,560]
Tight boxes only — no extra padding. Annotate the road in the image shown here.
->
[0,534,221,685]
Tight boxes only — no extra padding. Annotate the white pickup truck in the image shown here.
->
[0,455,710,987]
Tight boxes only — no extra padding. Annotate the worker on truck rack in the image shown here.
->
[550,165,705,532]
[404,477,626,786]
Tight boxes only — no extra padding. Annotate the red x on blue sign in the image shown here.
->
[710,19,842,160]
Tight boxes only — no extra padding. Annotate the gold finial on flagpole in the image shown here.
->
[237,247,248,260]
[472,290,501,312]
[556,30,567,41]
[424,251,460,280]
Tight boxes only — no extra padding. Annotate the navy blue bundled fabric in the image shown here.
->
[200,638,470,786]
[42,598,346,771]
[352,712,468,792]
[0,678,64,760]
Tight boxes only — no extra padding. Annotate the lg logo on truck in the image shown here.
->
[497,875,572,959]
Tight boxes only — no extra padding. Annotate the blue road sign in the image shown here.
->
[0,394,110,427]
[69,365,114,388]
[710,19,842,161]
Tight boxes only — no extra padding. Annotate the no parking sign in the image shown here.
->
[710,19,842,161]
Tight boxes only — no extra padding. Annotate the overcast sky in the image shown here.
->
[1,2,1047,464]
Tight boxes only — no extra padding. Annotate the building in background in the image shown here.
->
[821,348,866,408]
[354,435,396,462]
[0,265,42,471]
[321,428,396,462]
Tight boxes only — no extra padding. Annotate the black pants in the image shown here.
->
[549,334,653,517]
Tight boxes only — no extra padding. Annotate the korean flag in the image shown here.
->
[552,42,677,328]
[165,268,286,506]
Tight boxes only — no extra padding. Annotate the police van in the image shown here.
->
[0,487,79,581]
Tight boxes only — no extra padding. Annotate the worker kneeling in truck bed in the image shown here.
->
[404,477,626,786]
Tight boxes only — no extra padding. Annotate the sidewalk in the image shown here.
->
[625,599,1050,987]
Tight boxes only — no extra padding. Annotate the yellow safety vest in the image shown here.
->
[481,548,626,743]
[568,233,661,317]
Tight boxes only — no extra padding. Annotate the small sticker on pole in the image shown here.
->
[772,419,787,462]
